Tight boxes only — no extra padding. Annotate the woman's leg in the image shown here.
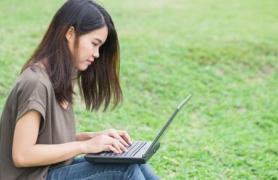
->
[139,163,160,180]
[72,157,160,179]
[46,157,146,180]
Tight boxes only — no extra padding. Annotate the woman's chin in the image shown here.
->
[76,64,90,71]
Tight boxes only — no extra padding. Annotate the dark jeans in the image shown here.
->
[46,156,159,180]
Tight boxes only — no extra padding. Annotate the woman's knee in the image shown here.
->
[139,163,159,180]
[124,164,146,180]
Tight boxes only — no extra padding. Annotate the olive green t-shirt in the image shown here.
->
[0,65,76,180]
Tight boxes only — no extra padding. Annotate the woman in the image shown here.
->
[0,0,159,179]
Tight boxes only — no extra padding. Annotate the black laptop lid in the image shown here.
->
[144,94,192,156]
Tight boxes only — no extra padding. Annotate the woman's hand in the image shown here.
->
[76,129,132,147]
[80,134,129,154]
[100,129,132,147]
[77,128,132,154]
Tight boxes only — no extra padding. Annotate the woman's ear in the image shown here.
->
[65,26,75,42]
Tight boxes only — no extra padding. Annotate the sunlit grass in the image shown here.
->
[0,0,277,179]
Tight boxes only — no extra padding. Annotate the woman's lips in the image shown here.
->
[86,59,93,65]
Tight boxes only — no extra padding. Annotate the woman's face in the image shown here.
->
[66,25,108,71]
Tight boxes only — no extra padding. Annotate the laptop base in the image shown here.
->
[85,141,160,164]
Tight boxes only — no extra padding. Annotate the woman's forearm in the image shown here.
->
[13,141,84,168]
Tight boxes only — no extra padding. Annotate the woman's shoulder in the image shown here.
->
[16,65,51,90]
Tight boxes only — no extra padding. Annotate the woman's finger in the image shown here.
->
[105,144,119,154]
[111,132,129,147]
[118,130,132,145]
[105,135,125,153]
[111,139,124,153]
[115,139,128,152]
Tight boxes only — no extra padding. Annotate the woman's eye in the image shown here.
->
[92,42,98,46]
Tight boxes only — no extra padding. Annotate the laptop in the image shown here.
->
[85,94,192,164]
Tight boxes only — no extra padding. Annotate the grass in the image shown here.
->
[0,0,277,179]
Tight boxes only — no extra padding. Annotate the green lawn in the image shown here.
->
[0,0,277,179]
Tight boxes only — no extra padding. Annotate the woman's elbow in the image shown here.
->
[12,151,29,168]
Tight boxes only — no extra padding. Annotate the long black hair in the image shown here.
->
[22,0,122,111]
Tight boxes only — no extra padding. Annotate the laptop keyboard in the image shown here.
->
[99,141,147,157]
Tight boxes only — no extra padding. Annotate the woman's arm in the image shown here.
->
[12,110,83,167]
[12,110,127,168]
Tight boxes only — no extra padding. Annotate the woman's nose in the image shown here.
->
[93,49,99,58]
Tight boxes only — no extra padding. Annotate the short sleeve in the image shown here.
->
[16,79,48,130]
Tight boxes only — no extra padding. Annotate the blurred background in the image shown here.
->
[0,0,277,179]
